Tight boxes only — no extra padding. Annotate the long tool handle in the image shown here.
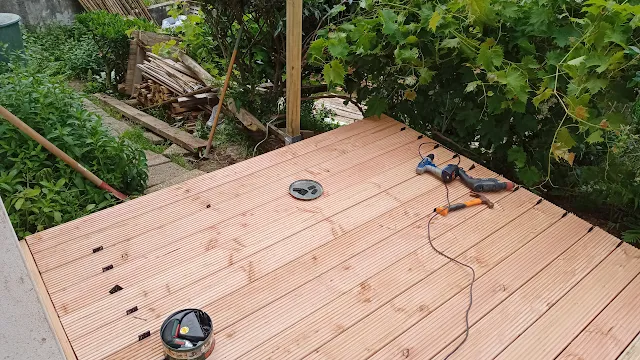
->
[0,106,128,200]
[204,27,244,157]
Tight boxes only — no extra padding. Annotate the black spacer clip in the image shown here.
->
[535,198,543,205]
[93,246,103,253]
[102,264,114,272]
[138,331,151,341]
[109,285,123,294]
[126,306,139,315]
[417,135,424,140]
[400,127,407,131]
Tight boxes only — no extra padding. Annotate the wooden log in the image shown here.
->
[94,93,207,152]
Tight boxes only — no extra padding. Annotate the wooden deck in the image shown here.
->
[22,116,640,360]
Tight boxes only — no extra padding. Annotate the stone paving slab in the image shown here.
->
[145,169,206,194]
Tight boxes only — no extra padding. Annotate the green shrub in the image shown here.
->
[76,11,156,89]
[0,66,148,237]
[313,0,640,237]
[23,23,103,80]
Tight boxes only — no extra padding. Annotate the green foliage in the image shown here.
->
[301,101,341,133]
[76,11,156,89]
[120,127,169,154]
[0,65,148,237]
[22,23,103,80]
[314,0,640,233]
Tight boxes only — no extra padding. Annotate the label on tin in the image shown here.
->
[180,326,190,335]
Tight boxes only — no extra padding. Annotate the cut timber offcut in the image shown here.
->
[94,93,207,153]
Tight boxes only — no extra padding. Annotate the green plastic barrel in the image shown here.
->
[0,13,24,63]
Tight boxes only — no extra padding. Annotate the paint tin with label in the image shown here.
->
[161,309,214,360]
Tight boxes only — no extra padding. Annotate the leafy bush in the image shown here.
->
[312,0,640,236]
[76,11,156,89]
[22,23,104,80]
[0,65,148,237]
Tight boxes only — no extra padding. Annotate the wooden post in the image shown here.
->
[286,0,303,144]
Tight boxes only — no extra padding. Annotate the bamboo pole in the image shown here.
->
[0,106,128,201]
[204,28,243,157]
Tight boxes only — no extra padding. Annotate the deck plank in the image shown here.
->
[558,273,640,360]
[229,192,551,360]
[105,159,500,360]
[430,229,620,359]
[619,333,640,360]
[369,215,595,360]
[35,120,405,275]
[40,123,416,294]
[49,127,431,314]
[21,115,640,360]
[71,150,478,359]
[59,136,440,341]
[494,243,640,360]
[26,116,393,252]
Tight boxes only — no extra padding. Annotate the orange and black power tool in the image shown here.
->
[457,166,515,193]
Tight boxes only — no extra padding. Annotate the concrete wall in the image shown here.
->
[0,0,83,25]
[0,197,66,360]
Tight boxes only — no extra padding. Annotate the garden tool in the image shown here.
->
[435,192,494,216]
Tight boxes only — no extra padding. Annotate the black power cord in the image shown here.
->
[423,157,476,359]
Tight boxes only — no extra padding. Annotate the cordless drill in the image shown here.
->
[417,154,515,192]
[416,154,459,183]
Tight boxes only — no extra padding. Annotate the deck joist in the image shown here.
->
[22,116,640,360]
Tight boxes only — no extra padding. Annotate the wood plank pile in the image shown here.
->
[134,53,218,124]
[77,0,154,22]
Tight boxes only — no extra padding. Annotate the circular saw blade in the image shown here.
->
[289,180,323,201]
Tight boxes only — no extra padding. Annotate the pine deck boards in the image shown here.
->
[22,117,640,360]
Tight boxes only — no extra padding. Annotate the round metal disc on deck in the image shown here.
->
[289,180,323,200]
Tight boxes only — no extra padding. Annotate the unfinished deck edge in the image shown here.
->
[18,241,77,360]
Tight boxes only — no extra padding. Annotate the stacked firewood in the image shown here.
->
[134,52,219,124]
[136,53,205,95]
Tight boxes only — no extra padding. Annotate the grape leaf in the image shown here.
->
[308,39,326,62]
[405,36,419,44]
[380,9,399,35]
[478,41,503,71]
[394,47,419,64]
[507,146,527,168]
[518,166,541,186]
[328,4,346,17]
[328,37,349,59]
[441,38,460,48]
[585,130,604,144]
[557,127,577,148]
[465,81,480,93]
[429,11,442,32]
[419,68,435,85]
[553,25,581,47]
[323,60,346,86]
[533,88,553,107]
[365,95,388,116]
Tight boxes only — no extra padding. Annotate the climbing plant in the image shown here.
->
[311,0,640,235]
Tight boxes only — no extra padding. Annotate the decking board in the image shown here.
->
[20,117,640,360]
[26,116,394,253]
[558,274,640,360]
[50,128,432,315]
